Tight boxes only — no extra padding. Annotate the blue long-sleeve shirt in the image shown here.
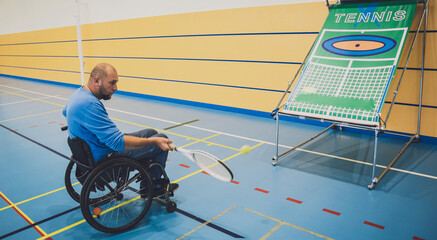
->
[63,87,124,162]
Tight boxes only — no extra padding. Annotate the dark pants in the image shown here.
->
[111,129,168,181]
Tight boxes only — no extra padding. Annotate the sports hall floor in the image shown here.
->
[0,76,436,240]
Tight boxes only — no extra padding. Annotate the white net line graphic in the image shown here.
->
[284,61,394,123]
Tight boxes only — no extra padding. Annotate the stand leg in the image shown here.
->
[273,114,279,166]
[272,114,279,166]
[368,130,379,190]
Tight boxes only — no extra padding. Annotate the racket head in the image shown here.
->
[176,148,233,182]
[190,150,233,182]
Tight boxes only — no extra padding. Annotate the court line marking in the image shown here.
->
[174,142,264,183]
[0,89,64,107]
[260,222,283,240]
[0,206,80,239]
[0,184,78,212]
[164,119,199,130]
[36,219,86,240]
[0,89,23,95]
[177,205,237,240]
[0,191,52,240]
[111,117,242,151]
[0,96,54,106]
[244,207,334,240]
[36,197,144,239]
[2,132,254,239]
[0,87,241,152]
[1,84,436,180]
[0,124,247,218]
[32,134,259,239]
[0,109,62,123]
[0,130,253,238]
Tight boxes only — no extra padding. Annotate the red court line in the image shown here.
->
[230,180,239,184]
[286,197,303,204]
[364,221,385,230]
[323,208,341,216]
[0,192,53,240]
[413,236,425,240]
[48,121,56,124]
[179,164,190,168]
[254,188,269,194]
[201,171,210,175]
[29,125,38,128]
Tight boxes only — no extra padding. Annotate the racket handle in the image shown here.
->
[168,143,177,151]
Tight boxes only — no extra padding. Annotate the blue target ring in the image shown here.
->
[322,35,397,57]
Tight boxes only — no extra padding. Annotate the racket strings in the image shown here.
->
[193,152,232,182]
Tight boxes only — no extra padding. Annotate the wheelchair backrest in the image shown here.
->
[67,137,96,169]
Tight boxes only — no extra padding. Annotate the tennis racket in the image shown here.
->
[168,144,233,182]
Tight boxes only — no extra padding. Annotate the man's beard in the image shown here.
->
[102,94,112,100]
[98,87,112,100]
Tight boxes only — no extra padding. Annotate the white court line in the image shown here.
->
[1,83,435,180]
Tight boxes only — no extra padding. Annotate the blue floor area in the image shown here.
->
[1,76,436,240]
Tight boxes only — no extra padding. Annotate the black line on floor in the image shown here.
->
[164,119,199,130]
[1,124,243,238]
[154,199,244,238]
[0,206,80,239]
[0,124,70,160]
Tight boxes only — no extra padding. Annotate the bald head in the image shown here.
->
[89,63,117,81]
[86,63,119,100]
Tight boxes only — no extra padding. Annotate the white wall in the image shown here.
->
[0,0,324,35]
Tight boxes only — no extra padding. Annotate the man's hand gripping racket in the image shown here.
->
[168,144,233,182]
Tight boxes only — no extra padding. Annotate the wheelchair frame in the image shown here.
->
[62,127,177,233]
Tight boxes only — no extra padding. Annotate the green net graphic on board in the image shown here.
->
[282,0,417,126]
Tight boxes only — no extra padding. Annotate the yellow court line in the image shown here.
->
[177,205,237,240]
[0,89,65,107]
[0,109,62,123]
[37,219,86,240]
[111,117,241,151]
[0,183,78,212]
[0,191,50,238]
[172,142,263,183]
[38,143,262,239]
[0,89,239,151]
[260,222,284,240]
[179,133,221,148]
[0,134,221,213]
[37,195,142,240]
[244,208,335,240]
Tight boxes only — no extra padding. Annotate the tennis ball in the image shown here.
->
[240,145,251,154]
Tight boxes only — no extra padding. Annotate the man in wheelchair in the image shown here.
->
[63,63,178,198]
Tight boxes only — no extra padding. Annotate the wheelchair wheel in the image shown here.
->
[65,161,114,205]
[80,158,154,233]
[65,161,81,203]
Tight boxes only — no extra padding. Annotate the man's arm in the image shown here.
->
[124,135,172,151]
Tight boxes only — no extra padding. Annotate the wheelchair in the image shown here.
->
[62,127,177,233]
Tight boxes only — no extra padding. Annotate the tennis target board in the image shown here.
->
[282,0,417,126]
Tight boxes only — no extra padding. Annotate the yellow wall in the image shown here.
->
[0,2,436,138]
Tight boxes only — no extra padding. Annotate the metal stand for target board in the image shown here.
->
[271,0,429,190]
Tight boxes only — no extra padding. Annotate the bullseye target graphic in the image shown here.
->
[322,35,397,57]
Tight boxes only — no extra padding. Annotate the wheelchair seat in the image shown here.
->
[67,137,96,185]
[68,137,95,168]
